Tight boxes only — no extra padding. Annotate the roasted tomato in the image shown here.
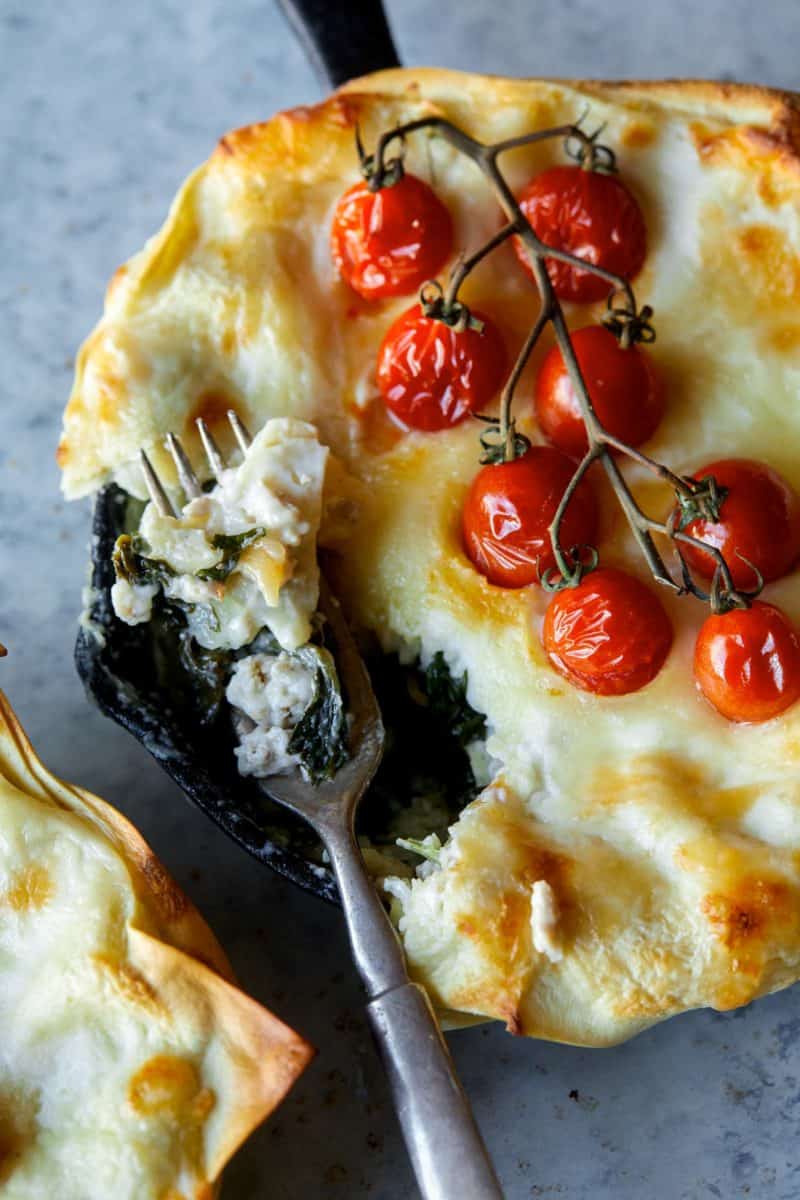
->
[462,445,597,588]
[535,325,663,457]
[377,305,507,432]
[541,567,673,695]
[330,174,452,300]
[679,459,800,588]
[514,165,647,303]
[694,602,800,723]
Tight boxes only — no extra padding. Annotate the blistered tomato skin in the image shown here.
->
[462,445,598,588]
[514,166,647,303]
[694,602,800,724]
[535,325,664,457]
[377,306,507,432]
[541,567,673,696]
[680,459,800,588]
[330,174,453,300]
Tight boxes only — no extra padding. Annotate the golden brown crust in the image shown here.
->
[0,689,314,1191]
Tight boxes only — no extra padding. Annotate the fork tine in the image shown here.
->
[195,418,225,480]
[166,432,202,500]
[228,410,252,453]
[139,449,177,518]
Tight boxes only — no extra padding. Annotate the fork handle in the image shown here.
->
[323,824,503,1200]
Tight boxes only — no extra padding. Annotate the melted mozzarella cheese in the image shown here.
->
[60,70,800,1045]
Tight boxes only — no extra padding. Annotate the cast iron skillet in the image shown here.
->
[75,2,404,904]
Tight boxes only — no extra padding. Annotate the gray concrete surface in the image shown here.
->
[1,1,799,1196]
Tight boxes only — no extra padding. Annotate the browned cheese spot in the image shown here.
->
[128,1055,214,1122]
[3,864,53,912]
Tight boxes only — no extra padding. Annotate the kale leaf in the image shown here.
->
[420,651,486,745]
[288,646,349,784]
[112,533,176,588]
[196,528,266,582]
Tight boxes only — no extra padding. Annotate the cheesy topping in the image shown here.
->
[530,880,562,964]
[60,70,800,1045]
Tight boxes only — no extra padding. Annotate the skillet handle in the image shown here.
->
[276,0,400,88]
[323,823,504,1200]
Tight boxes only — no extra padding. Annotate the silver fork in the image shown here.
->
[140,412,503,1200]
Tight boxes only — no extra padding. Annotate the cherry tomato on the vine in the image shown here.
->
[330,174,453,300]
[535,325,664,457]
[694,602,800,723]
[377,305,507,432]
[541,567,673,696]
[462,444,598,588]
[514,165,647,303]
[680,459,800,589]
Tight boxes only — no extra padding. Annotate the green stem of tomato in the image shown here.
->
[364,115,754,608]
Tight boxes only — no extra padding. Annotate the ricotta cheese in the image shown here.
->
[226,651,315,778]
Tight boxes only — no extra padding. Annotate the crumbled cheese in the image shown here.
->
[112,418,327,651]
[109,578,159,625]
[530,880,562,963]
[226,651,315,778]
[227,653,314,727]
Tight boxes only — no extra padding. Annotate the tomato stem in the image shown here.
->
[359,114,754,610]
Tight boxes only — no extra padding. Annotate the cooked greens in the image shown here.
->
[288,646,349,784]
[112,533,176,588]
[420,651,487,746]
[196,528,266,582]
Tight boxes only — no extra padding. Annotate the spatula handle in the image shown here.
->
[323,824,503,1199]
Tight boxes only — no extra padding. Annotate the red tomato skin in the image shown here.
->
[541,567,673,696]
[535,325,664,457]
[330,174,453,300]
[681,459,800,588]
[514,165,647,303]
[377,305,507,432]
[694,602,800,723]
[462,445,598,588]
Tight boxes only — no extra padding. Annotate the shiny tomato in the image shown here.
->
[535,325,664,457]
[377,305,507,432]
[541,567,673,695]
[694,602,800,723]
[680,459,800,588]
[462,445,598,588]
[514,165,647,303]
[330,174,452,300]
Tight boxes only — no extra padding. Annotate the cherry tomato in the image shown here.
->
[377,305,507,432]
[514,165,647,303]
[462,445,598,588]
[694,602,800,723]
[680,459,800,588]
[330,173,453,300]
[535,325,664,457]
[541,567,672,696]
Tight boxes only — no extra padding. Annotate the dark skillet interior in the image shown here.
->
[76,486,478,902]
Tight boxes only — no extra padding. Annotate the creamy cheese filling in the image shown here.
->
[226,651,315,778]
[110,418,348,782]
[112,417,328,652]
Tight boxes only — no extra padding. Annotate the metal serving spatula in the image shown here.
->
[128,413,503,1200]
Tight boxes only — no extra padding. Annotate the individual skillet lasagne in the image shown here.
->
[0,686,311,1197]
[60,69,800,1046]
